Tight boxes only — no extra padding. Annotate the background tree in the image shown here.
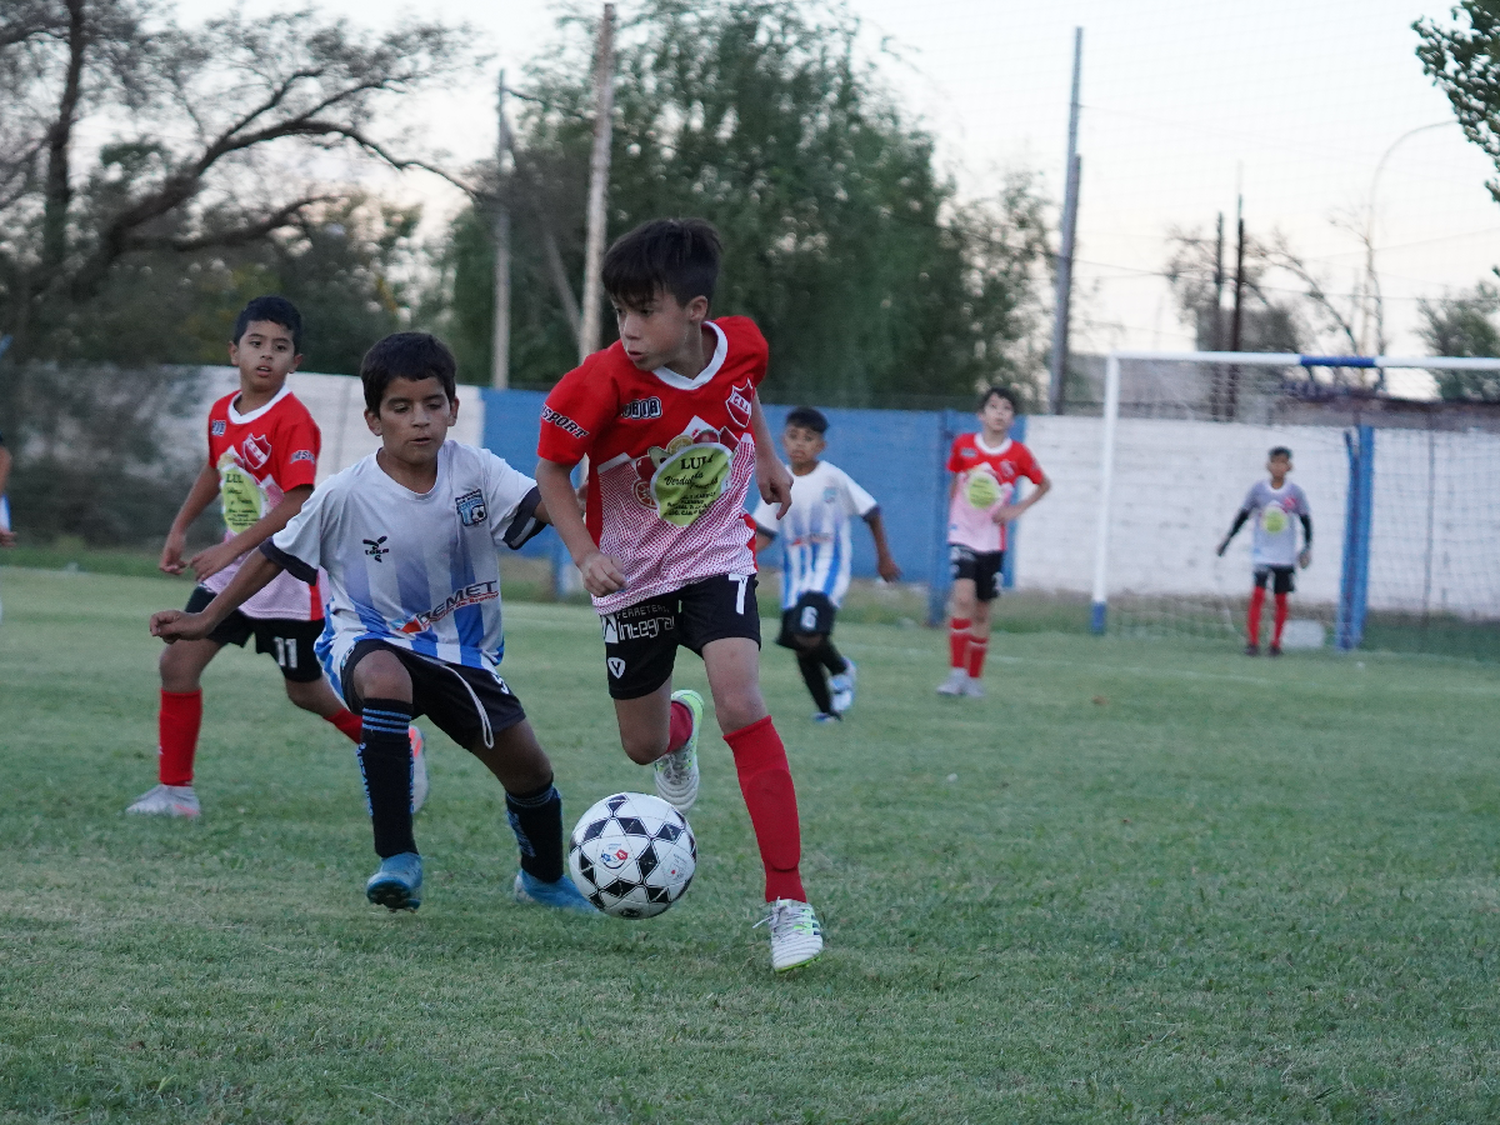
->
[1417,3,1500,205]
[427,0,1053,406]
[1417,282,1500,400]
[0,0,470,363]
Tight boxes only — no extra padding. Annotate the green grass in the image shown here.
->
[3,567,1500,1123]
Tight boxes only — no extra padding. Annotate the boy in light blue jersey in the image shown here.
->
[151,333,594,915]
[753,408,900,720]
[1216,445,1312,656]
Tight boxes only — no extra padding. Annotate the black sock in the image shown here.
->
[796,651,835,715]
[506,778,564,882]
[358,698,416,859]
[815,638,848,676]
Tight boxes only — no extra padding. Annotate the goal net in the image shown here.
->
[1084,351,1500,661]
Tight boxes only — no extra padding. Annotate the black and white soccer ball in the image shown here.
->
[568,792,696,919]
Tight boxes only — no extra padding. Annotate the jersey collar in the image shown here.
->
[649,321,728,391]
[974,432,1012,456]
[228,384,292,425]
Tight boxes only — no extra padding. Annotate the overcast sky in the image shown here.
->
[177,0,1500,387]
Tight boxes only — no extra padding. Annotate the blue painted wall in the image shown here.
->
[481,388,1009,616]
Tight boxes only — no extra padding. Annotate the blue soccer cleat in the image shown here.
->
[366,851,422,912]
[514,870,599,915]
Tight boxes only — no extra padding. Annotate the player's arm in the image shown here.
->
[160,461,221,574]
[0,441,13,547]
[535,457,626,596]
[1216,508,1251,556]
[753,528,776,554]
[151,547,284,642]
[993,473,1051,523]
[863,508,902,581]
[188,483,313,582]
[1298,514,1313,568]
[749,391,792,518]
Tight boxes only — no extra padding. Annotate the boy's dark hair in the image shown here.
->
[978,385,1019,412]
[1269,446,1293,460]
[602,218,722,309]
[785,406,828,435]
[233,295,303,353]
[360,332,458,414]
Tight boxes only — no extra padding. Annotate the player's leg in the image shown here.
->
[941,547,979,694]
[779,597,837,719]
[344,643,422,910]
[961,553,1001,698]
[1246,570,1269,655]
[1270,569,1294,655]
[127,634,222,817]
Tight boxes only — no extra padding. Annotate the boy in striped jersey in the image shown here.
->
[151,333,592,915]
[753,408,900,720]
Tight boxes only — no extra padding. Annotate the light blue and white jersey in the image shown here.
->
[267,441,543,676]
[753,460,878,609]
[1243,479,1310,568]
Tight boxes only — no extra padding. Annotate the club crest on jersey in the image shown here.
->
[211,420,226,436]
[618,396,663,421]
[455,488,487,526]
[241,433,271,470]
[725,380,753,428]
[364,536,389,562]
[823,487,838,504]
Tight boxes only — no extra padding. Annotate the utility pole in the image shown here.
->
[490,69,513,390]
[1227,194,1245,420]
[578,3,616,362]
[1047,27,1083,415]
[1212,212,1224,350]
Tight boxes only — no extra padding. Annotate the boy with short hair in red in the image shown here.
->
[127,296,423,818]
[535,218,823,972]
[938,386,1050,698]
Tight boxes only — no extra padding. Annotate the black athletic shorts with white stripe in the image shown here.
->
[599,573,762,700]
[341,639,526,751]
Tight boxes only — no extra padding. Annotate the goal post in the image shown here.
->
[1089,351,1500,652]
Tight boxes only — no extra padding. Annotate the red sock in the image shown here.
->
[949,618,972,668]
[724,716,806,902]
[667,699,693,753]
[1273,593,1289,646]
[1247,586,1266,646]
[158,689,203,786]
[326,707,363,744]
[966,638,988,679]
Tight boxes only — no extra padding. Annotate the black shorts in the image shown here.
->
[601,573,762,700]
[1254,566,1296,595]
[949,546,1005,602]
[341,639,526,750]
[185,585,324,683]
[776,592,837,648]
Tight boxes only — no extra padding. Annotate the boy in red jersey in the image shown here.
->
[535,218,823,972]
[127,297,423,818]
[938,386,1050,698]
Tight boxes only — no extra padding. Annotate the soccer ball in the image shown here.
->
[568,792,696,919]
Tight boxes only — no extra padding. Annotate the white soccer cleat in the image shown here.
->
[125,783,201,818]
[960,677,985,699]
[409,725,429,814]
[828,659,857,715]
[655,690,703,812]
[758,898,824,972]
[936,668,969,696]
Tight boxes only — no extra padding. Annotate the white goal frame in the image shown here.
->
[1090,350,1500,640]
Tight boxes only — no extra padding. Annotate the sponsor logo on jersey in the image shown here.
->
[291,449,314,463]
[395,580,500,634]
[618,396,663,421]
[725,380,753,428]
[211,420,226,436]
[959,447,977,458]
[455,488,487,526]
[540,405,589,439]
[241,433,271,470]
[363,536,389,562]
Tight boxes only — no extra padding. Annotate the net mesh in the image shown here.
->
[1083,357,1500,660]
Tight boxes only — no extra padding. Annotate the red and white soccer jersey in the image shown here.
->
[538,316,767,614]
[946,432,1045,554]
[201,385,324,620]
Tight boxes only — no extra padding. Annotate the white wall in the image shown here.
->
[1013,415,1500,619]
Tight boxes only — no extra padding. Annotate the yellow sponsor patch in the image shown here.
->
[650,443,733,527]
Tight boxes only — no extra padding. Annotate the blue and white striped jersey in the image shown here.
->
[266,441,543,676]
[753,460,878,609]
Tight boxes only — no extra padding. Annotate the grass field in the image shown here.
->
[4,565,1500,1123]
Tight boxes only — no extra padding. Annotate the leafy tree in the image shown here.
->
[1417,282,1500,400]
[1417,3,1500,204]
[432,0,1052,405]
[0,0,469,361]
